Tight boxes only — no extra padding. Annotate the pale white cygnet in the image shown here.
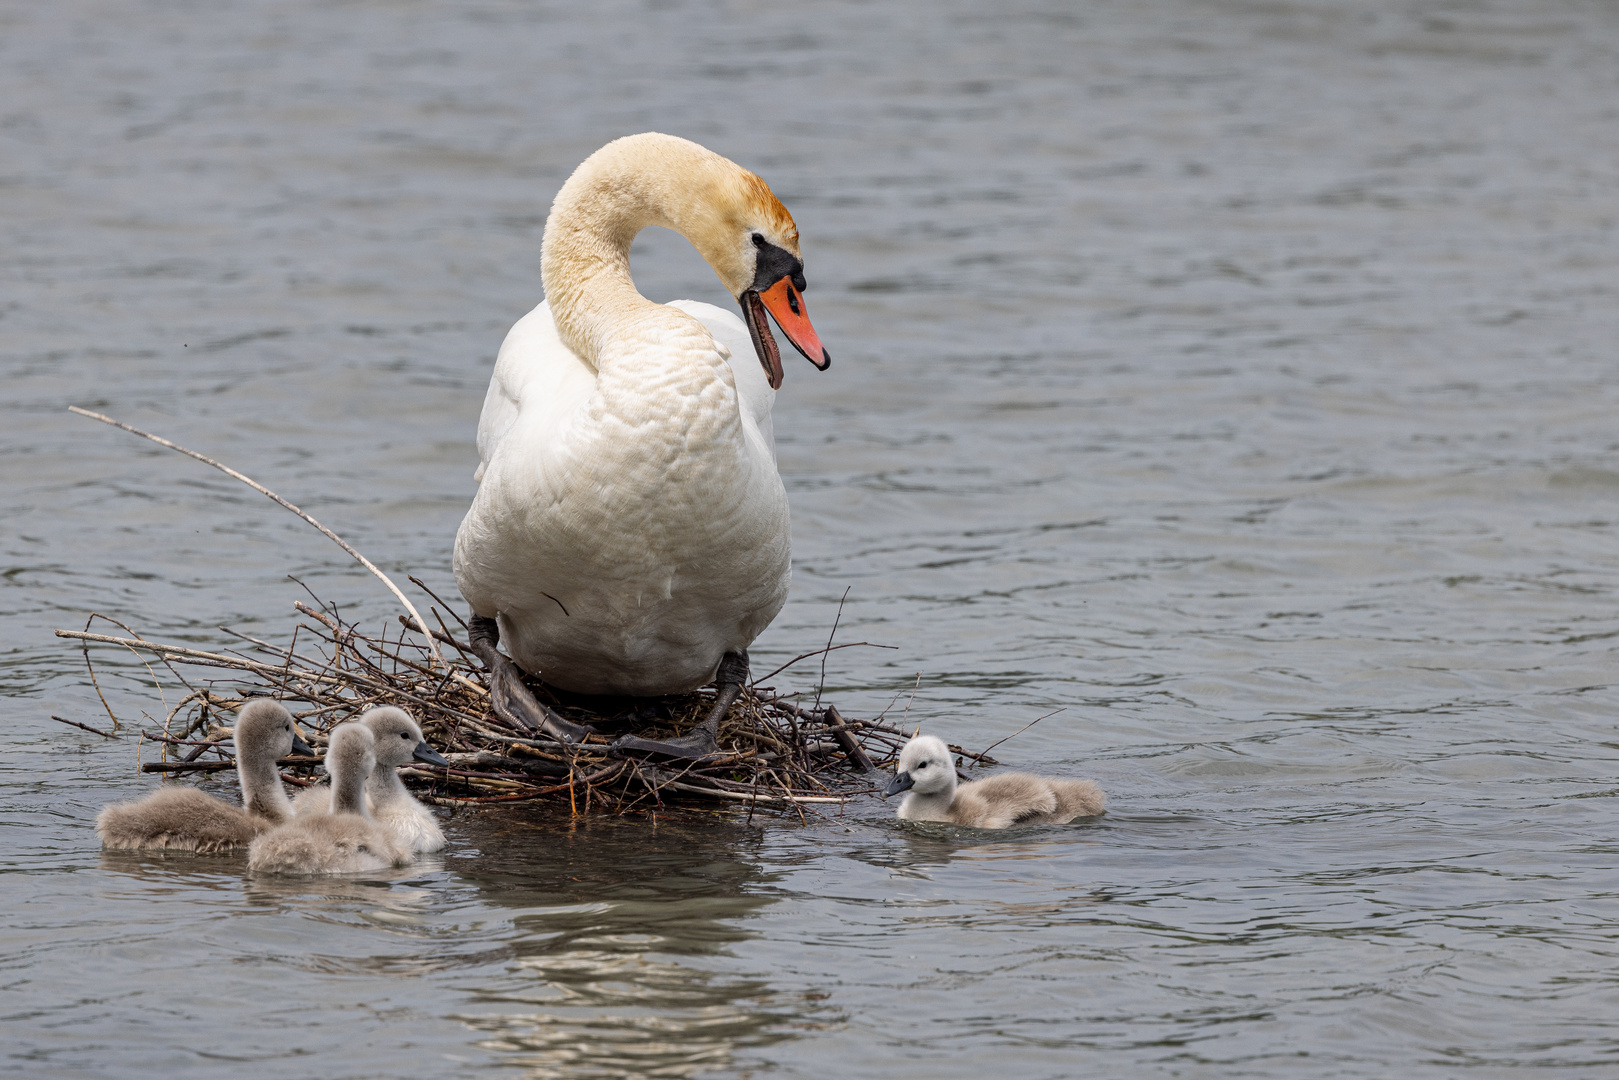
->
[882,734,1105,829]
[361,706,449,853]
[247,723,413,875]
[289,707,449,853]
[97,699,313,853]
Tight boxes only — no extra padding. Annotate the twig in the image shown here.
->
[972,709,1066,765]
[68,406,446,671]
[141,755,318,774]
[56,631,352,686]
[78,614,123,731]
[752,640,897,686]
[822,705,877,774]
[51,715,119,738]
[82,613,190,729]
[813,587,852,712]
[899,672,922,728]
[640,770,846,806]
[409,576,468,629]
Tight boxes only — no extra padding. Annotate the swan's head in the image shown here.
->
[883,734,956,798]
[360,706,450,769]
[550,133,832,390]
[235,699,314,761]
[704,171,831,392]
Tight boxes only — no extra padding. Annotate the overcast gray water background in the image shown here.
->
[5,0,1619,1076]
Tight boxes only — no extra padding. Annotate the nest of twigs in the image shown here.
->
[52,408,996,817]
[58,585,997,817]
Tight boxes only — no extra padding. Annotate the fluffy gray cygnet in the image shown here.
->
[882,734,1106,829]
[96,699,313,853]
[290,706,449,853]
[247,723,413,875]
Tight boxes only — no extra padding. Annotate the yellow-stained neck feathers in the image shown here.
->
[540,133,799,367]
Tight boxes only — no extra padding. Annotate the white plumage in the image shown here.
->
[884,734,1107,829]
[452,133,828,700]
[455,300,785,695]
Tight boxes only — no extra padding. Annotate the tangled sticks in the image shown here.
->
[59,593,995,815]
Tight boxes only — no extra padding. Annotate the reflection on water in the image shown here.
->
[445,817,811,1079]
[77,817,814,1079]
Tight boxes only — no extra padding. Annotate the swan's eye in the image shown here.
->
[401,733,410,740]
[751,232,766,248]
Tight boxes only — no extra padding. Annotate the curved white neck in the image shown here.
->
[540,137,737,367]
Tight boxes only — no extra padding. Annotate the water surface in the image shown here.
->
[5,0,1619,1076]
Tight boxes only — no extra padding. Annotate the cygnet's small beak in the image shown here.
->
[290,731,315,756]
[412,742,450,767]
[882,771,914,798]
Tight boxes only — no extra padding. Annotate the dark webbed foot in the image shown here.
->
[468,614,594,744]
[611,651,749,762]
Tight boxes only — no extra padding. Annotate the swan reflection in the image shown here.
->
[447,813,826,1079]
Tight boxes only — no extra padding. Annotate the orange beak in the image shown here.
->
[742,277,831,390]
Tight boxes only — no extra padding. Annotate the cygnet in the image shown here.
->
[97,699,313,853]
[882,734,1105,829]
[290,706,449,853]
[247,723,413,875]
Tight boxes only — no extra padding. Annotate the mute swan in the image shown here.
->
[247,724,413,875]
[453,133,832,759]
[96,699,313,853]
[882,735,1106,829]
[289,706,449,853]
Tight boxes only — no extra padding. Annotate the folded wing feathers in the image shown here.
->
[96,788,270,854]
[944,772,1106,829]
[246,814,412,875]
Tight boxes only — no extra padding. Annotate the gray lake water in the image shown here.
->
[5,0,1619,1076]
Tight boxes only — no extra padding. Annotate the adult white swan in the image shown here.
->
[452,133,831,758]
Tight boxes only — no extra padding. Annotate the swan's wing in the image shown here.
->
[96,788,259,852]
[668,299,776,457]
[1048,778,1106,820]
[946,787,999,829]
[474,300,596,482]
[963,773,1059,828]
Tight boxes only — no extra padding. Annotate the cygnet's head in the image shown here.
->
[360,706,450,769]
[883,734,956,798]
[327,723,375,767]
[235,699,314,761]
[324,722,377,810]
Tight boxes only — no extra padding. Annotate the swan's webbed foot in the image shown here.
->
[468,614,594,744]
[610,651,748,763]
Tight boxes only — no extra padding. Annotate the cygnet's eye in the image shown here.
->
[916,762,929,770]
[400,732,410,740]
